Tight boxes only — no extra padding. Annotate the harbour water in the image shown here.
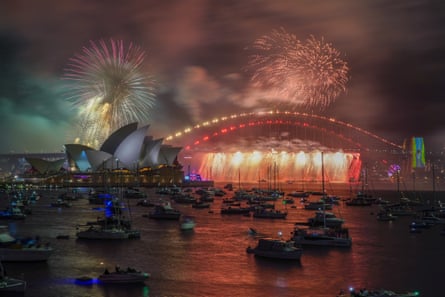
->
[1,185,444,297]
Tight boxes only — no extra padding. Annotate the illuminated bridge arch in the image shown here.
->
[165,110,403,153]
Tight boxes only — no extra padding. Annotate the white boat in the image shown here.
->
[98,267,150,284]
[0,262,26,293]
[0,226,53,262]
[246,238,302,260]
[180,216,196,230]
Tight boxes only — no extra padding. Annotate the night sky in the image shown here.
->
[1,0,444,153]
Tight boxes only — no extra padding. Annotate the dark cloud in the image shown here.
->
[1,0,444,152]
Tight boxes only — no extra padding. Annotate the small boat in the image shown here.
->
[246,238,302,261]
[50,199,72,208]
[0,207,26,220]
[146,202,181,220]
[76,225,140,240]
[344,197,372,206]
[220,206,251,215]
[252,208,287,219]
[376,211,397,221]
[304,201,333,210]
[180,216,196,230]
[136,199,154,207]
[307,211,345,227]
[0,262,26,293]
[98,266,150,284]
[0,226,53,262]
[291,226,352,247]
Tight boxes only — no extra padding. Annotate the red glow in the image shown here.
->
[203,136,209,141]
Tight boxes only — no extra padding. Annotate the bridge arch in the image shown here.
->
[165,110,403,152]
[164,110,406,184]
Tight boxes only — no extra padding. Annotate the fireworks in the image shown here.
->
[63,39,157,148]
[247,28,349,110]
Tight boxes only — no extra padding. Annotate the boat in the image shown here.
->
[307,210,345,228]
[98,266,150,284]
[0,226,53,262]
[0,207,27,220]
[180,216,196,230]
[136,199,155,207]
[246,238,302,261]
[344,197,373,206]
[291,226,352,247]
[50,199,72,208]
[146,202,181,220]
[76,225,140,240]
[252,208,287,219]
[0,262,26,293]
[376,211,397,221]
[76,190,140,240]
[338,287,420,296]
[304,201,333,210]
[220,206,251,215]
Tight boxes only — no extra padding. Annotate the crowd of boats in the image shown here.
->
[0,181,443,295]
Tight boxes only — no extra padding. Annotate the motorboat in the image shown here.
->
[50,199,72,208]
[0,207,26,220]
[76,225,140,240]
[252,208,287,219]
[376,211,397,221]
[0,226,53,262]
[180,216,196,230]
[0,262,26,293]
[98,266,150,284]
[146,202,181,220]
[246,238,302,261]
[304,201,333,210]
[344,197,372,206]
[307,210,344,228]
[291,226,352,247]
[220,206,251,215]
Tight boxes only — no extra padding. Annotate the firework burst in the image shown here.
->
[247,28,349,110]
[63,39,157,148]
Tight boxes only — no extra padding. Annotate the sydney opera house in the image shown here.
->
[20,123,187,186]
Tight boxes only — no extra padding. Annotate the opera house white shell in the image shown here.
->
[64,123,182,172]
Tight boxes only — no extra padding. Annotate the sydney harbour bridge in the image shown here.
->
[163,110,411,186]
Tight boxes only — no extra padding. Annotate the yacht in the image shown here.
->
[307,210,344,228]
[291,226,352,247]
[0,226,53,262]
[76,225,140,240]
[246,238,302,260]
[98,266,150,284]
[147,202,181,220]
